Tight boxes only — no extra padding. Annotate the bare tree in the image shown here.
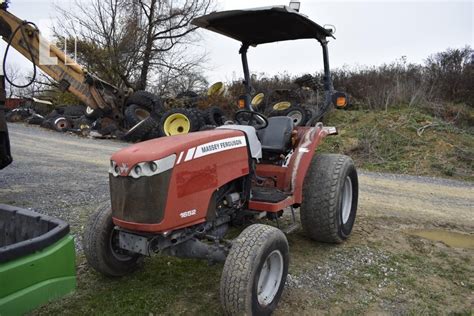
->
[3,63,22,98]
[135,0,212,90]
[54,0,213,92]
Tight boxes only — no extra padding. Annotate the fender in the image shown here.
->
[290,123,329,204]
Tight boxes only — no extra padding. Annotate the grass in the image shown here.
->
[31,220,474,315]
[34,255,223,315]
[318,104,474,181]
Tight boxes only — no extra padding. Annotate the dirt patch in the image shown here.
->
[277,215,473,315]
[407,229,474,249]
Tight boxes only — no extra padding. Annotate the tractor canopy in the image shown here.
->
[191,5,334,46]
[192,5,336,122]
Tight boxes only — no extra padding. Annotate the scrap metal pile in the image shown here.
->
[5,74,331,143]
[5,83,230,142]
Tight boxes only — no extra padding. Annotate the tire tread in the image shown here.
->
[300,154,355,243]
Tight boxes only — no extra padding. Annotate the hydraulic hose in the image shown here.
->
[2,20,39,88]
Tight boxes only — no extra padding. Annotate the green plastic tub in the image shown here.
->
[0,204,76,315]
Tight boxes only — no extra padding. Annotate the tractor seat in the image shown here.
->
[257,117,294,154]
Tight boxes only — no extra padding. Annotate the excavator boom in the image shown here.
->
[0,4,125,118]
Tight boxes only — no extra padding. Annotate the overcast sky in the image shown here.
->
[1,0,472,83]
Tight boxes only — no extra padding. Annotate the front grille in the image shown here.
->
[110,170,172,224]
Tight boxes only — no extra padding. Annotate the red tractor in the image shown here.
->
[84,5,358,315]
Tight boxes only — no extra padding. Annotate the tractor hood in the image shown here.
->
[191,5,334,46]
[110,129,246,177]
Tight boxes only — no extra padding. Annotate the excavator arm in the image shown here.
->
[0,2,126,120]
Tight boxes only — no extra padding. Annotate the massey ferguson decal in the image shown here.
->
[195,136,246,158]
[176,136,247,164]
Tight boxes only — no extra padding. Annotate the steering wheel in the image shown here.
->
[234,110,268,130]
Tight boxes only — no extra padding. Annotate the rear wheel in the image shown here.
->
[300,154,358,243]
[83,202,142,277]
[220,224,289,315]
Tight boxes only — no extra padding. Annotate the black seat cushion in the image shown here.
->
[257,116,294,154]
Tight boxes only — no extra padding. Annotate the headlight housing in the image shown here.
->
[110,154,176,178]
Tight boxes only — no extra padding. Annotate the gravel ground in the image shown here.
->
[0,124,126,250]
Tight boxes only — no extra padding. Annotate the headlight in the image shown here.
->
[134,165,142,175]
[149,162,158,172]
[109,160,120,177]
[128,154,176,179]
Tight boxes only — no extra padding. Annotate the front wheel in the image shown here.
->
[220,224,289,315]
[300,154,359,243]
[83,202,143,277]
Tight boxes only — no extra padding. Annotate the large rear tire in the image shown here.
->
[300,154,358,243]
[220,224,289,315]
[83,202,143,277]
[125,90,164,114]
[205,106,226,126]
[124,104,151,126]
[122,116,157,142]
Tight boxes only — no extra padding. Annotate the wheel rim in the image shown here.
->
[164,113,190,136]
[257,250,284,306]
[287,110,303,125]
[272,101,291,111]
[54,117,69,130]
[207,82,225,96]
[251,93,264,107]
[86,106,94,114]
[135,108,150,120]
[341,176,353,224]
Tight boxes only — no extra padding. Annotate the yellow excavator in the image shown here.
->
[0,0,149,124]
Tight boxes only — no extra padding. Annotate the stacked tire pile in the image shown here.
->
[267,103,315,127]
[4,89,229,142]
[5,105,100,134]
[122,90,228,142]
[259,74,328,126]
[41,105,90,133]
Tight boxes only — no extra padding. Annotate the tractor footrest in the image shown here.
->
[251,187,289,203]
[282,222,300,234]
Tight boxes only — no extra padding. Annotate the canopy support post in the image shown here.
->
[239,43,252,110]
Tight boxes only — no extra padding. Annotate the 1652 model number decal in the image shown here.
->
[179,209,197,218]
